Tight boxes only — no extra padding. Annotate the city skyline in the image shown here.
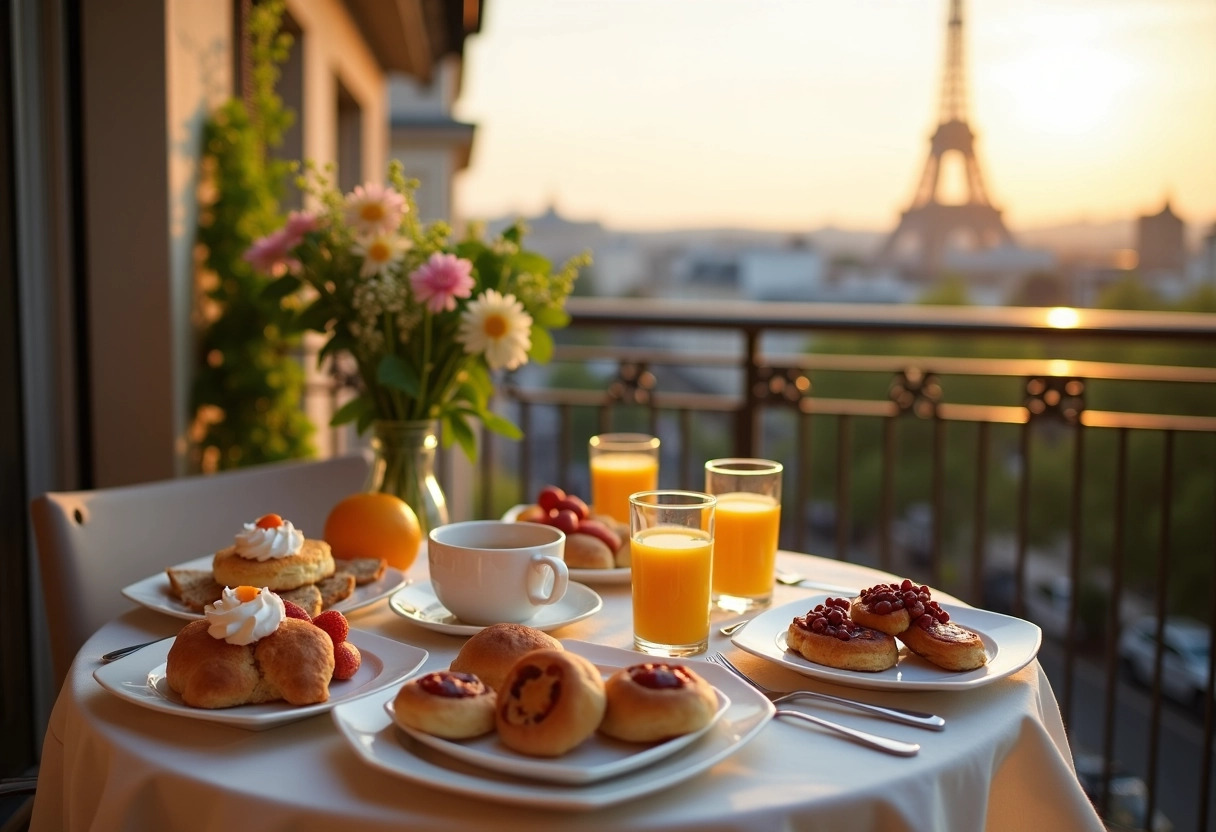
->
[452,0,1216,235]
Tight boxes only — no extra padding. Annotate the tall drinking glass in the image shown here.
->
[704,458,783,612]
[589,433,660,524]
[629,490,716,657]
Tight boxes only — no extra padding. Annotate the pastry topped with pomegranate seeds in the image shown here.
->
[850,579,933,636]
[896,599,988,671]
[786,597,898,672]
[212,513,335,592]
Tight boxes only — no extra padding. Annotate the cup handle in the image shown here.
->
[527,555,569,606]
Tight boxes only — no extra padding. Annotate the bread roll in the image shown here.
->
[786,597,898,673]
[564,532,615,569]
[392,671,497,739]
[599,663,718,743]
[166,618,334,708]
[449,623,562,692]
[496,649,606,756]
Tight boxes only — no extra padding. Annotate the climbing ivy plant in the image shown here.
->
[190,0,315,471]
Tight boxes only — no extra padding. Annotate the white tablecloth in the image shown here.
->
[30,552,1104,832]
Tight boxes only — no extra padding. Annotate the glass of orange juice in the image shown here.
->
[704,458,783,612]
[589,433,660,524]
[628,490,716,657]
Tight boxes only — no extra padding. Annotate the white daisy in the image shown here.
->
[343,182,407,236]
[353,232,411,278]
[458,289,533,371]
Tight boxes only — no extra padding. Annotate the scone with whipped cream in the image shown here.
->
[166,585,335,709]
[212,513,335,591]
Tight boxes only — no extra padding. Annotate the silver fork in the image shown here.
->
[708,652,945,731]
[706,654,922,757]
[774,570,858,596]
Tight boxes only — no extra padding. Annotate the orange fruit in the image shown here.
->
[323,492,422,572]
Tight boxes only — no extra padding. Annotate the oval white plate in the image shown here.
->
[501,504,632,585]
[92,629,428,730]
[387,687,728,785]
[388,580,603,636]
[121,554,410,622]
[732,594,1043,692]
[331,640,774,810]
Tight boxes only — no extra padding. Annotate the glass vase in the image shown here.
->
[366,420,449,536]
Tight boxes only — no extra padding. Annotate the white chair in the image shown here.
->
[30,454,371,689]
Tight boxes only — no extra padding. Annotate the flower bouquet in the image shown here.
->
[247,161,587,462]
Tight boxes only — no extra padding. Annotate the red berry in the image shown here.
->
[575,519,621,552]
[313,610,350,645]
[556,495,589,520]
[333,641,361,680]
[552,508,580,535]
[282,600,312,622]
[537,485,566,513]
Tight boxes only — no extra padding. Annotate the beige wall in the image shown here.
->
[83,0,393,486]
[286,0,387,185]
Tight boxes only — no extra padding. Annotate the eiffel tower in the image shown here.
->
[878,0,1014,277]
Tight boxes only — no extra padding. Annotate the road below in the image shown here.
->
[1037,640,1215,832]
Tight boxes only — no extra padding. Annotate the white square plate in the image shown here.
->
[732,594,1043,692]
[93,629,427,730]
[121,554,409,621]
[387,684,728,784]
[331,640,775,810]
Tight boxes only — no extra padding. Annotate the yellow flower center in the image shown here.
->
[483,313,509,338]
[360,203,386,223]
[369,240,391,261]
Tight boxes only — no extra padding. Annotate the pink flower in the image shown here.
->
[244,229,297,274]
[409,253,475,314]
[282,211,319,246]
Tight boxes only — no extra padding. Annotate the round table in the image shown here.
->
[30,552,1104,832]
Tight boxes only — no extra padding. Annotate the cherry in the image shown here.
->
[537,486,566,513]
[551,508,580,534]
[555,495,589,520]
[575,519,621,551]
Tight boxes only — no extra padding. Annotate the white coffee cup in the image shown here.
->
[428,520,570,625]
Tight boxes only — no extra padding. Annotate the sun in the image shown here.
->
[996,42,1133,139]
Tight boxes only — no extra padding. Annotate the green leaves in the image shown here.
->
[376,354,421,397]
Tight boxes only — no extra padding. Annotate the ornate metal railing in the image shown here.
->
[307,297,1215,830]
[478,298,1216,832]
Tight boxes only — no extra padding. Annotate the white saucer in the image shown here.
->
[388,580,603,636]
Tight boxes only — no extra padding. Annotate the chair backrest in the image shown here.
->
[30,454,371,688]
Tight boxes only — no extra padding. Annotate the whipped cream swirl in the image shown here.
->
[204,586,285,645]
[234,519,304,561]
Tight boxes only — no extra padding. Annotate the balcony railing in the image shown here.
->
[477,297,1215,832]
[307,296,1215,830]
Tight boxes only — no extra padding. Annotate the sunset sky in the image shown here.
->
[452,0,1216,234]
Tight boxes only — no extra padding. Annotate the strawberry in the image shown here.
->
[313,609,349,645]
[333,640,361,680]
[282,600,312,622]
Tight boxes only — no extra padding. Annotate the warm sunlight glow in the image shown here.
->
[1046,307,1080,329]
[1047,359,1075,378]
[454,0,1216,232]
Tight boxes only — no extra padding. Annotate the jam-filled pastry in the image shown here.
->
[496,649,606,757]
[212,513,335,592]
[786,597,898,672]
[599,663,719,743]
[896,599,987,671]
[392,670,497,739]
[850,579,934,636]
[166,585,334,709]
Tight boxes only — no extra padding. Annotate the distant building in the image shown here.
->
[1136,201,1186,275]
